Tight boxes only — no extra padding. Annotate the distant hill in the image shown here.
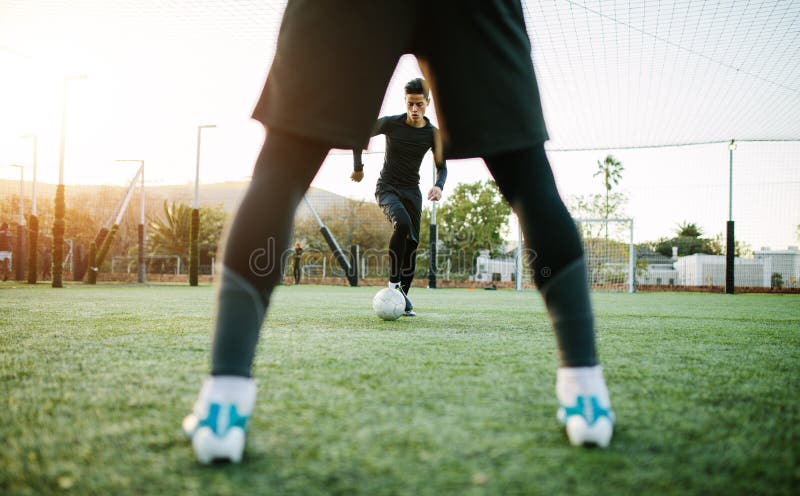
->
[0,179,353,218]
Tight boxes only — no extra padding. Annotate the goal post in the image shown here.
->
[87,165,143,284]
[302,195,358,286]
[573,218,635,293]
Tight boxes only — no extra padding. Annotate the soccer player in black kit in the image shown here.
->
[183,0,614,464]
[351,78,447,317]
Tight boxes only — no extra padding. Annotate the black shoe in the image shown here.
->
[396,286,415,316]
[400,291,413,312]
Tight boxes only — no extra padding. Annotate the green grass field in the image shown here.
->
[1,283,798,495]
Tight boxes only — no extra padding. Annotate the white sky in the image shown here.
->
[0,0,798,249]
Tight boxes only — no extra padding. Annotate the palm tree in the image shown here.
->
[593,155,624,238]
[676,221,703,238]
[148,200,194,265]
[148,200,227,274]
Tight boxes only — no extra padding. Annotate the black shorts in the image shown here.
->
[253,0,548,159]
[376,185,422,245]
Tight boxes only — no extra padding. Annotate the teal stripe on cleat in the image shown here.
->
[560,396,612,426]
[198,403,249,435]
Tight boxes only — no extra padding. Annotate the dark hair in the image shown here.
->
[404,78,429,99]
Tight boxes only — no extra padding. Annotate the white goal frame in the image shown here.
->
[573,218,635,293]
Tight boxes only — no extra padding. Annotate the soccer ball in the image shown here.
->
[372,288,405,321]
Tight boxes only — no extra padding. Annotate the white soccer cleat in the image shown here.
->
[190,408,248,464]
[183,376,256,464]
[556,366,615,448]
[557,395,614,447]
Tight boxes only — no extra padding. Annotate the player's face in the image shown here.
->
[405,94,429,125]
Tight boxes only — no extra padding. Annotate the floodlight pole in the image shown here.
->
[194,125,216,210]
[141,164,145,283]
[726,140,736,295]
[9,164,24,226]
[22,135,38,284]
[21,135,37,215]
[515,221,523,291]
[191,124,216,286]
[428,162,438,289]
[9,164,25,281]
[53,75,86,288]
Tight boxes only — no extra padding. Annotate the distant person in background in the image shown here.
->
[292,241,303,284]
[41,248,52,280]
[0,223,11,281]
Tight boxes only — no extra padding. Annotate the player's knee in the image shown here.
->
[393,218,412,236]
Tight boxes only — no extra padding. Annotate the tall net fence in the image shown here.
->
[1,2,798,291]
[551,140,800,292]
[285,139,799,293]
[1,164,143,282]
[2,139,797,292]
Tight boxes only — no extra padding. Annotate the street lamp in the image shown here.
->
[8,164,24,227]
[8,164,25,281]
[57,75,87,184]
[115,160,146,283]
[726,139,737,295]
[21,135,37,215]
[53,74,87,288]
[21,135,38,284]
[190,124,216,286]
[428,161,438,289]
[194,125,216,209]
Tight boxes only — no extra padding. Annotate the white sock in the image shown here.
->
[388,281,400,290]
[197,376,256,416]
[556,366,610,407]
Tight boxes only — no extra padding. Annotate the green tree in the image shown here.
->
[707,233,753,258]
[437,180,511,277]
[593,154,624,237]
[568,192,628,239]
[645,221,753,258]
[675,221,703,238]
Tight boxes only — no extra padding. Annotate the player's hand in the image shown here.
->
[428,186,442,201]
[351,170,364,182]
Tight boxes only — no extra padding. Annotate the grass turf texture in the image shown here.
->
[1,283,798,495]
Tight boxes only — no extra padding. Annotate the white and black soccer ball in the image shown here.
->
[372,288,405,321]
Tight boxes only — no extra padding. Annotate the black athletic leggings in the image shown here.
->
[484,144,583,287]
[378,187,421,295]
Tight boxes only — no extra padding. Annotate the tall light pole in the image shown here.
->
[190,124,216,286]
[53,75,87,288]
[116,160,146,283]
[21,135,37,215]
[428,161,438,289]
[22,135,38,284]
[726,139,737,295]
[8,165,24,227]
[515,221,523,291]
[9,164,25,281]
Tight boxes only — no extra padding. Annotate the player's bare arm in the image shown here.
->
[351,149,364,182]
